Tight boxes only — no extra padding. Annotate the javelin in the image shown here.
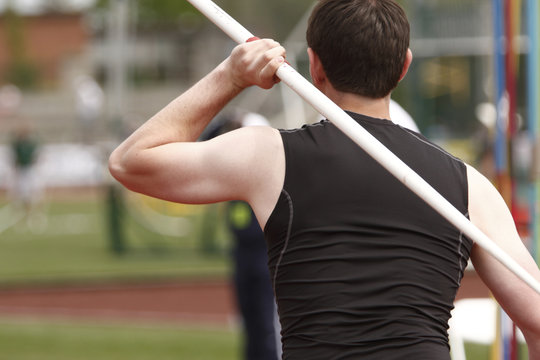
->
[187,0,540,295]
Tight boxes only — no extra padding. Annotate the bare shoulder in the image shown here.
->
[466,164,505,225]
[466,164,519,249]
[244,126,286,227]
[208,125,283,167]
[226,125,283,152]
[209,126,285,226]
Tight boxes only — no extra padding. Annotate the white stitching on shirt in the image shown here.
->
[273,189,293,290]
[456,212,470,286]
[280,120,328,133]
[401,129,463,163]
[400,129,469,285]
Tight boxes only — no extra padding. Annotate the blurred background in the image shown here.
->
[0,0,538,359]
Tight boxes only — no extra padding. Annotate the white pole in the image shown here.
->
[279,52,307,129]
[186,0,540,295]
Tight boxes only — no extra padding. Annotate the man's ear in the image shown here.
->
[308,48,326,88]
[399,48,413,82]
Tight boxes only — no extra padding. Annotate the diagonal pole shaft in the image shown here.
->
[187,0,540,295]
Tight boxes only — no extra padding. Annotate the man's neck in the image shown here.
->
[328,90,391,120]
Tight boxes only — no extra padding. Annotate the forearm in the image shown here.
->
[524,333,540,360]
[108,58,242,178]
[529,346,540,359]
[119,59,241,151]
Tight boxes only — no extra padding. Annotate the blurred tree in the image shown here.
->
[136,0,202,24]
[93,0,314,39]
[90,0,315,85]
[95,0,202,27]
[4,3,39,88]
[216,0,314,39]
[38,0,73,12]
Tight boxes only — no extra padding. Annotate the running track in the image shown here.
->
[0,271,489,326]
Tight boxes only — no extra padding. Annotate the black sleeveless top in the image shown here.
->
[264,112,472,359]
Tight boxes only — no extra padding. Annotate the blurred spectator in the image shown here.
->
[389,99,419,132]
[74,75,104,143]
[201,111,280,360]
[0,84,22,117]
[474,102,497,180]
[9,123,41,217]
[227,200,280,360]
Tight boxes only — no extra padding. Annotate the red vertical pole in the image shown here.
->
[504,0,518,359]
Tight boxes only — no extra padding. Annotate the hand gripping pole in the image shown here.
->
[187,0,540,295]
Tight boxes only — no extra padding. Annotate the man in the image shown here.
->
[109,0,540,358]
[10,123,40,215]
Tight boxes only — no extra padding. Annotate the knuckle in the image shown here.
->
[239,56,250,67]
[231,46,245,60]
[262,52,274,63]
[262,38,279,47]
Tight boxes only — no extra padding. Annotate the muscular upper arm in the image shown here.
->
[110,126,285,226]
[467,165,540,346]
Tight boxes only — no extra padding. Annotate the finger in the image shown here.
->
[259,53,286,89]
[246,38,282,54]
[234,39,281,73]
[230,39,285,89]
[265,44,287,59]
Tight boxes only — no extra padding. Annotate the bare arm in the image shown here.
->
[108,39,286,226]
[467,165,540,358]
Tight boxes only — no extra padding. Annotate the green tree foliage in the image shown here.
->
[95,0,202,26]
[94,0,315,39]
[137,0,201,24]
[4,6,39,88]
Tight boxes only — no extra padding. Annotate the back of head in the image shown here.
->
[306,0,410,99]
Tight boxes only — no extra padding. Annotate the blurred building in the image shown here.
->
[0,3,212,143]
[0,11,90,88]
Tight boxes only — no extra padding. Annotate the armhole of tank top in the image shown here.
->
[458,161,472,285]
[456,214,468,286]
[461,161,470,218]
[263,130,290,234]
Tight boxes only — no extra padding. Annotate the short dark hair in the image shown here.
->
[306,0,410,98]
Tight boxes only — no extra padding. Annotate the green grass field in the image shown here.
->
[0,189,232,285]
[0,316,528,360]
[0,318,240,360]
[464,342,528,360]
[0,190,241,359]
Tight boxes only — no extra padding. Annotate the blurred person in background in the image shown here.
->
[109,0,540,358]
[202,111,280,360]
[9,122,41,219]
[389,98,419,132]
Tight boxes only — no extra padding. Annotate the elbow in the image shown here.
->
[108,148,131,186]
[108,147,154,195]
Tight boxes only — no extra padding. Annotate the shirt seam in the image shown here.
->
[273,189,293,290]
[403,130,464,163]
[279,120,328,133]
